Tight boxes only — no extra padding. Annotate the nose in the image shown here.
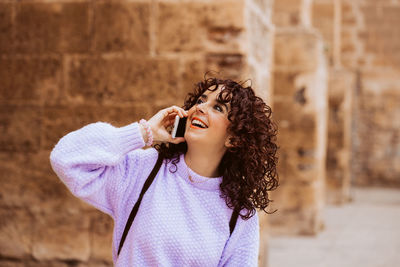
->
[195,102,206,114]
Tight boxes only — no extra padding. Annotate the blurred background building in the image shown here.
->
[0,0,399,266]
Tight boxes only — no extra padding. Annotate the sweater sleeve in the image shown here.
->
[219,212,260,267]
[49,122,146,218]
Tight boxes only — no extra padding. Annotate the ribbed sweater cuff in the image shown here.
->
[115,122,146,155]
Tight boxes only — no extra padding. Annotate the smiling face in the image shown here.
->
[184,85,233,152]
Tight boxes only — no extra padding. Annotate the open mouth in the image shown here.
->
[191,117,208,129]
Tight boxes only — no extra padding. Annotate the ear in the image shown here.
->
[224,136,234,148]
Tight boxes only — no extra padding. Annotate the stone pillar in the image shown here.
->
[312,0,355,204]
[325,68,354,204]
[269,0,329,235]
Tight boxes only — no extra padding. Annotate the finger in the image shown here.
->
[167,113,178,120]
[164,114,177,126]
[170,137,186,144]
[166,106,187,118]
[164,120,174,128]
[160,114,177,127]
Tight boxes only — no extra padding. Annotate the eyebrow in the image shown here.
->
[200,94,229,111]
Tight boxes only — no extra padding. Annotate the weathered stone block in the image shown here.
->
[156,2,208,53]
[0,57,62,104]
[206,0,246,54]
[0,208,32,259]
[93,1,150,53]
[150,58,182,102]
[273,71,299,97]
[206,27,244,54]
[15,2,89,53]
[89,211,113,262]
[272,0,303,27]
[43,105,151,150]
[32,211,90,261]
[312,1,334,64]
[0,105,41,152]
[0,3,12,53]
[269,182,324,235]
[181,56,206,96]
[276,144,319,186]
[66,56,181,105]
[0,151,87,213]
[157,1,245,53]
[275,108,317,148]
[274,30,322,71]
[67,56,146,104]
[205,0,245,29]
[205,53,246,81]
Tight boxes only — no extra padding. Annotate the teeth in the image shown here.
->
[192,119,207,128]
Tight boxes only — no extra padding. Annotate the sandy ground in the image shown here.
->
[268,187,400,267]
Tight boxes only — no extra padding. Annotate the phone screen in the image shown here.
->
[175,117,187,138]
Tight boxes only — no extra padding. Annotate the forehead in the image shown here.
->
[204,84,228,96]
[202,84,231,110]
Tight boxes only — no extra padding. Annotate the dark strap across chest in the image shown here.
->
[117,153,240,256]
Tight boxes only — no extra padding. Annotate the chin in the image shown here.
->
[184,132,205,146]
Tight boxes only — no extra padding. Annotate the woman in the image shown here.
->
[50,76,279,266]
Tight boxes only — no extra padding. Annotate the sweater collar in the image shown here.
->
[176,153,223,191]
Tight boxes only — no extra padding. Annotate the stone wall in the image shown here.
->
[340,0,400,186]
[0,0,274,265]
[269,0,328,235]
[2,0,399,265]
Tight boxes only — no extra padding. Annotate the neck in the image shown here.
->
[184,147,225,178]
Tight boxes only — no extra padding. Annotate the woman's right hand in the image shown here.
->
[143,105,188,144]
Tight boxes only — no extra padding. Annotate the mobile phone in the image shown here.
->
[172,115,187,138]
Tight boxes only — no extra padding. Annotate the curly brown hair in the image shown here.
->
[154,75,279,220]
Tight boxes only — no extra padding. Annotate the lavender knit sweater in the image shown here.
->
[50,122,259,266]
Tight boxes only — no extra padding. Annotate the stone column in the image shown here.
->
[269,0,329,235]
[325,68,354,204]
[312,0,355,204]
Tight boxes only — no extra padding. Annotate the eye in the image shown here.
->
[196,98,203,104]
[214,105,223,112]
